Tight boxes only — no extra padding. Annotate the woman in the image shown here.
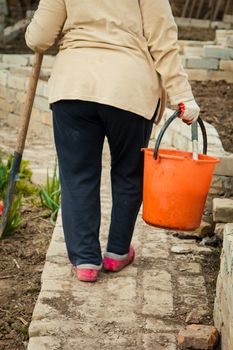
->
[25,0,200,282]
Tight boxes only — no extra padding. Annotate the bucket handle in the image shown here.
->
[153,111,208,160]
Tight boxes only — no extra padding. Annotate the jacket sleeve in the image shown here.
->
[25,0,66,53]
[139,0,194,105]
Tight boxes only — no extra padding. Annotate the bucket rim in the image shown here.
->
[141,148,220,164]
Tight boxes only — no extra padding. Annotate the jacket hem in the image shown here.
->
[49,94,158,120]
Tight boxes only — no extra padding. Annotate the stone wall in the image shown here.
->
[214,224,233,350]
[179,30,233,83]
[0,54,53,140]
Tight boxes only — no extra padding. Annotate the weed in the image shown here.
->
[6,155,38,196]
[2,196,22,236]
[40,160,60,225]
[0,154,38,198]
[17,326,28,336]
[0,152,38,236]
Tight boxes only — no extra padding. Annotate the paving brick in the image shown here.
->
[2,113,19,129]
[0,96,13,113]
[185,68,208,81]
[215,30,233,44]
[219,59,233,71]
[0,70,8,86]
[181,294,209,312]
[143,289,173,316]
[8,74,25,90]
[175,17,210,28]
[2,54,29,66]
[143,333,176,350]
[186,57,219,70]
[226,35,233,48]
[106,276,136,300]
[177,324,219,350]
[42,55,55,69]
[211,21,231,30]
[213,198,233,223]
[143,270,172,292]
[224,14,233,24]
[41,111,52,126]
[36,80,48,97]
[145,318,181,332]
[0,85,7,99]
[183,46,204,57]
[208,70,233,83]
[142,244,169,259]
[185,308,209,324]
[215,154,233,176]
[34,96,50,112]
[178,262,202,274]
[203,45,233,59]
[178,275,207,296]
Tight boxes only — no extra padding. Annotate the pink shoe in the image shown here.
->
[74,266,100,282]
[103,245,135,272]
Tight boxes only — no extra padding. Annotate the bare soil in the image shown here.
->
[191,80,233,153]
[0,205,53,350]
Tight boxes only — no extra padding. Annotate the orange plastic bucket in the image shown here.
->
[142,113,220,231]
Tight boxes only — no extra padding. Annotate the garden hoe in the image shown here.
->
[0,52,43,237]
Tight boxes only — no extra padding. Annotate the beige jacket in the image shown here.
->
[25,0,193,122]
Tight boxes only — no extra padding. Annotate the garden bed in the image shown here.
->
[0,204,53,350]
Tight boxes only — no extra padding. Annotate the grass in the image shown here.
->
[0,152,39,237]
[0,148,61,235]
[40,160,60,225]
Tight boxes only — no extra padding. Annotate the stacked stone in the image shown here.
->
[214,214,233,350]
[179,30,233,83]
[213,199,233,349]
[0,54,54,141]
[213,198,233,240]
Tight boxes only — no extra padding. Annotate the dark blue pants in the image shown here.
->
[52,100,155,266]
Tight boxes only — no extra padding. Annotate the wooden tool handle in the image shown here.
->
[15,52,43,155]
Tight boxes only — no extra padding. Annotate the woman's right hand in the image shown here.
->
[178,99,200,125]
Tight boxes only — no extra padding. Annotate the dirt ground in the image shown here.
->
[191,80,233,153]
[0,205,53,350]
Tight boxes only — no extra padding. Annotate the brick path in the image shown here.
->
[27,142,213,350]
